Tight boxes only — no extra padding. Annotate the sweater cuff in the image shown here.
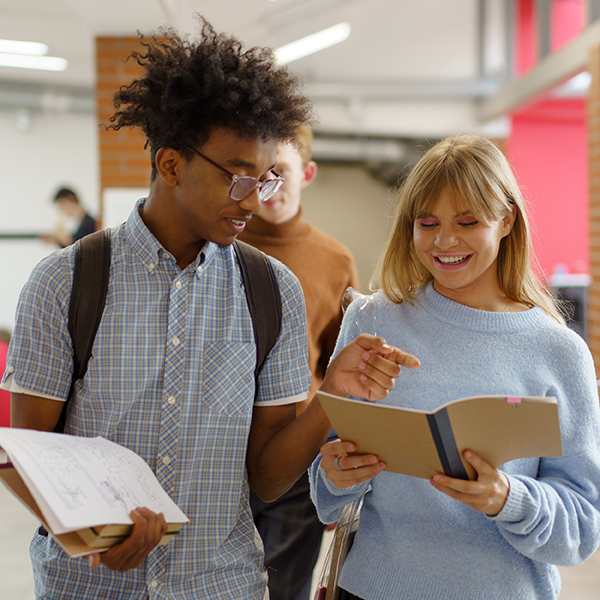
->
[488,474,530,523]
[320,464,369,497]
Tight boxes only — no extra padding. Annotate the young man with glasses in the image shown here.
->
[2,18,414,600]
[239,127,360,600]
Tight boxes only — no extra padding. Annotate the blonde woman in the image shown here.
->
[310,135,600,600]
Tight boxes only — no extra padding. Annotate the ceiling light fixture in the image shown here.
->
[0,53,68,72]
[553,71,591,97]
[0,38,67,71]
[0,39,49,56]
[275,22,351,65]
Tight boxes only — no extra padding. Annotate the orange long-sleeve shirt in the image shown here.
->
[239,210,360,410]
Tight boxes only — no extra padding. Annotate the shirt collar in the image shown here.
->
[124,198,210,275]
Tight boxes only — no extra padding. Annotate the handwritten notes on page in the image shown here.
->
[0,428,188,535]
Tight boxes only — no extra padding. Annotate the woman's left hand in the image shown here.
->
[430,450,509,516]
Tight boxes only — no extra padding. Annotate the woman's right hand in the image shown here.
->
[320,438,385,488]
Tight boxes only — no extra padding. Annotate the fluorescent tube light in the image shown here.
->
[563,71,591,93]
[0,39,48,56]
[275,22,351,65]
[553,71,591,97]
[0,53,68,71]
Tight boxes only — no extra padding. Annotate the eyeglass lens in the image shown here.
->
[231,177,283,202]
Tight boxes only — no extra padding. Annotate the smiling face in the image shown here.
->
[147,127,279,256]
[413,186,515,310]
[182,128,280,245]
[258,142,316,224]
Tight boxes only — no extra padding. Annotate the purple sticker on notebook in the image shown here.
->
[507,396,522,406]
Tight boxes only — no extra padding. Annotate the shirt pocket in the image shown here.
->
[199,342,256,416]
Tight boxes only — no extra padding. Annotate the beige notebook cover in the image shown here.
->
[317,391,563,480]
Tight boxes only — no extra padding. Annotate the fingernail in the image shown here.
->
[362,351,371,360]
[358,362,366,370]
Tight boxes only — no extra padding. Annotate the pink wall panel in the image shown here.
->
[551,0,585,51]
[506,99,588,278]
[517,0,537,75]
[511,2,588,280]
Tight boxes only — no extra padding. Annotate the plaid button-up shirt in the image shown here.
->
[3,200,310,599]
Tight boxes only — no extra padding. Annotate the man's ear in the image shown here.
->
[301,160,317,189]
[155,148,182,187]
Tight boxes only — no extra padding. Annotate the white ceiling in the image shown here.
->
[0,0,537,146]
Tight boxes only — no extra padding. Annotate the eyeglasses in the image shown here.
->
[187,147,285,202]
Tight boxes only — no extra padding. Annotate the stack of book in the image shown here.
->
[0,428,188,557]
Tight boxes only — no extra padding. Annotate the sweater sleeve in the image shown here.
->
[309,450,370,524]
[490,331,600,566]
[309,298,375,524]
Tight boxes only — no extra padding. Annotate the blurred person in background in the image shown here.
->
[239,126,360,600]
[41,187,96,247]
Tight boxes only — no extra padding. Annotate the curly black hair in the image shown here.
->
[108,16,315,179]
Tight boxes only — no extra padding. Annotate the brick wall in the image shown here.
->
[588,45,600,375]
[95,37,151,219]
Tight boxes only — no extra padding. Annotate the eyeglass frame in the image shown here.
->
[186,146,285,202]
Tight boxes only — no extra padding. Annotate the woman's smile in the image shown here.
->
[433,253,473,268]
[413,186,515,310]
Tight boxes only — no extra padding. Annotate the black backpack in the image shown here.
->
[54,229,282,433]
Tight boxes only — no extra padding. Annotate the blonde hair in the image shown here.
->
[371,134,564,323]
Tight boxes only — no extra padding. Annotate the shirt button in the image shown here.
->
[171,337,180,346]
[7,366,13,373]
[149,579,158,590]
[148,263,155,272]
[162,456,171,466]
[167,396,176,405]
[175,281,182,290]
[196,266,203,275]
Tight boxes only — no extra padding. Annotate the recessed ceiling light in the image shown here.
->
[0,53,68,72]
[275,22,351,65]
[0,39,49,56]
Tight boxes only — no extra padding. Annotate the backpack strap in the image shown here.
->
[54,229,111,433]
[233,241,282,385]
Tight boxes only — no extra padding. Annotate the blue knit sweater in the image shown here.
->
[309,283,600,600]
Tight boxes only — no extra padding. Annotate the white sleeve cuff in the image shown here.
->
[0,373,66,403]
[320,463,370,497]
[254,391,308,407]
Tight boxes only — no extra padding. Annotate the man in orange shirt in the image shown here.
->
[239,127,360,600]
